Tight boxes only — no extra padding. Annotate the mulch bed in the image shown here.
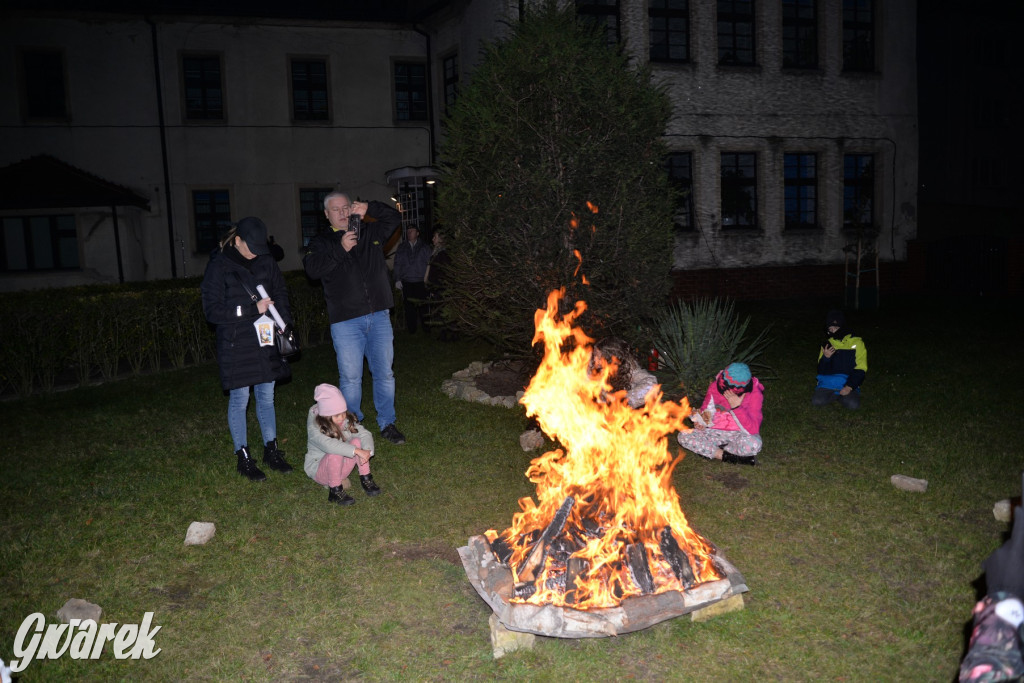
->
[472,360,532,397]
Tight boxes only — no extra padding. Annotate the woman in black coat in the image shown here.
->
[201,217,294,481]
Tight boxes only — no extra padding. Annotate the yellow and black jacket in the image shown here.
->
[816,333,868,390]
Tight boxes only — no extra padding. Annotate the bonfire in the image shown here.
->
[483,288,722,611]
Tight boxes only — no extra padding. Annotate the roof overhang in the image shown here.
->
[0,155,151,211]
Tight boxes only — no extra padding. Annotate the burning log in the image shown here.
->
[658,526,695,588]
[625,543,655,595]
[489,536,514,565]
[563,556,590,605]
[512,582,537,600]
[516,496,575,583]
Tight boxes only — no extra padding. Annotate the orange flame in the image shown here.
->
[486,289,721,609]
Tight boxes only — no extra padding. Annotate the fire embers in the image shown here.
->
[486,495,720,610]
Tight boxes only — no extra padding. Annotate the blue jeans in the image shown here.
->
[330,311,396,430]
[227,382,277,451]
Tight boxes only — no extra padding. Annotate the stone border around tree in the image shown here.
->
[442,361,524,409]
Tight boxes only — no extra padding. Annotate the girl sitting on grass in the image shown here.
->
[304,383,382,505]
[676,362,764,466]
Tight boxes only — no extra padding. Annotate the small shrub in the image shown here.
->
[649,297,773,404]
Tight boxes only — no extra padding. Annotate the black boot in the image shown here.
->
[328,486,355,506]
[262,439,293,473]
[721,451,757,466]
[359,474,382,497]
[236,447,267,481]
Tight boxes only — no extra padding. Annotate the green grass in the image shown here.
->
[1,295,1021,681]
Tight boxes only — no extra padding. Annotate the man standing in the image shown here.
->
[303,192,406,445]
[392,225,432,334]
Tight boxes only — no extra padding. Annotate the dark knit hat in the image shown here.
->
[825,309,846,329]
[235,217,270,256]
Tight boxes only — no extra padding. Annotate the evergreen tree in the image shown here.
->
[436,1,675,355]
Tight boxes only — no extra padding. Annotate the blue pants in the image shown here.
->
[330,311,396,430]
[227,382,276,451]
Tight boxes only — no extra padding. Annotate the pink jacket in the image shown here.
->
[700,377,765,435]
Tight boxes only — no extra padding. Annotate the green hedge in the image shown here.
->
[0,271,330,397]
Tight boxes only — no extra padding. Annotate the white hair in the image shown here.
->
[323,191,349,210]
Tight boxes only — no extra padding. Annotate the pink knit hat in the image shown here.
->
[314,383,347,416]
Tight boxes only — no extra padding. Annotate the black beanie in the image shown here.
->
[825,309,846,329]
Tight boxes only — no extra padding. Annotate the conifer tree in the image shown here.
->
[436,1,675,354]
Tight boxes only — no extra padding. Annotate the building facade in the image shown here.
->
[0,0,917,298]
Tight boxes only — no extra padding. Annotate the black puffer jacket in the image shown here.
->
[200,246,293,391]
[303,201,401,324]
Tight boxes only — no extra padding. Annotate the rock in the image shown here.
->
[519,429,545,452]
[489,613,535,658]
[994,499,1012,523]
[891,474,928,493]
[57,598,101,624]
[184,521,216,546]
[691,593,745,623]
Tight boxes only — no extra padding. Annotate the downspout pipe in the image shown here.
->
[413,26,436,165]
[111,204,124,283]
[147,16,177,278]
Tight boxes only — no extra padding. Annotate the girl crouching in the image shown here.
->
[304,383,382,505]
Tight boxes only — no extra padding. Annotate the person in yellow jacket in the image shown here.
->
[812,309,867,410]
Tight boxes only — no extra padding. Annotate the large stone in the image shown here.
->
[994,499,1013,523]
[184,521,216,546]
[519,429,545,451]
[57,598,102,624]
[891,474,928,493]
[691,593,745,622]
[489,613,536,658]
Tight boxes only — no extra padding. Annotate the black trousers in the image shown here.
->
[401,280,428,333]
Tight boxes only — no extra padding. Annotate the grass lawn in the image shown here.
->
[1,294,1020,681]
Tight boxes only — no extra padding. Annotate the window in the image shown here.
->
[394,62,428,122]
[782,0,817,69]
[717,0,755,66]
[193,189,231,253]
[649,0,690,63]
[300,187,333,247]
[971,157,1008,191]
[20,49,67,121]
[842,0,874,72]
[575,0,620,47]
[843,154,873,228]
[784,153,817,229]
[182,54,224,121]
[720,152,757,228]
[666,152,694,231]
[442,53,459,117]
[396,180,429,235]
[972,95,1010,131]
[1,215,78,271]
[291,58,330,122]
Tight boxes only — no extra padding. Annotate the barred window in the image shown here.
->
[650,0,690,64]
[193,189,232,253]
[182,54,224,121]
[720,152,758,228]
[784,153,818,229]
[291,59,330,122]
